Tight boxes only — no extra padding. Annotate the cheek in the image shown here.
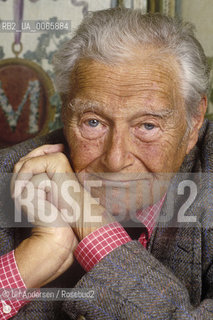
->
[65,129,105,171]
[139,143,169,171]
[134,136,186,173]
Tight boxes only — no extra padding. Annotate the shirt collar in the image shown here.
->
[136,194,166,240]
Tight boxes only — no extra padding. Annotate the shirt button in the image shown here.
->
[3,303,12,314]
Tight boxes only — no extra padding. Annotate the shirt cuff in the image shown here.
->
[0,250,29,320]
[74,222,131,272]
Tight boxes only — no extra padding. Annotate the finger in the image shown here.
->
[11,153,72,197]
[17,153,72,175]
[29,173,60,208]
[12,172,49,200]
[15,178,69,228]
[13,144,65,174]
[11,171,35,199]
[12,146,64,195]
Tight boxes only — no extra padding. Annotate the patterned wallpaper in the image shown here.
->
[182,0,213,116]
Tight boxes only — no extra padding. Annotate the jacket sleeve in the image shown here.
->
[63,241,213,320]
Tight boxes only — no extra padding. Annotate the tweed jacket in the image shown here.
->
[0,120,213,319]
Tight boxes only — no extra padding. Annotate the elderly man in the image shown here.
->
[0,8,212,319]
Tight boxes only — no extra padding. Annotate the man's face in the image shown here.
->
[63,50,196,219]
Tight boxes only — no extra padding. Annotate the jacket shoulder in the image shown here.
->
[181,120,213,173]
[197,119,213,172]
[0,129,65,173]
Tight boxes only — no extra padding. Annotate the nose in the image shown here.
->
[101,127,133,172]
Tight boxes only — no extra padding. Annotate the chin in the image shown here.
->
[77,171,169,222]
[90,187,157,223]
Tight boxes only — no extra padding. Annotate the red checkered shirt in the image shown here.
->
[0,196,165,318]
[75,195,165,271]
[0,250,28,319]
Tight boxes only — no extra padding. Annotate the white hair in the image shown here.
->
[53,8,210,121]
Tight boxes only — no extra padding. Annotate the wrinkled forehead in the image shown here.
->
[70,45,181,83]
[67,47,184,115]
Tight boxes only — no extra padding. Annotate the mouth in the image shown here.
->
[80,172,153,188]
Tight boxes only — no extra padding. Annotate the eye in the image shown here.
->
[144,123,155,130]
[134,121,160,142]
[80,117,107,140]
[88,119,100,127]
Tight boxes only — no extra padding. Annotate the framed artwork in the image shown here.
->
[112,0,179,15]
[147,0,181,17]
[0,57,55,147]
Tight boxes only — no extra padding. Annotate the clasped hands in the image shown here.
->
[10,144,114,288]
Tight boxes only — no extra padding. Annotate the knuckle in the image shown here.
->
[19,155,28,161]
[56,152,68,164]
[36,144,49,151]
[13,162,19,172]
[22,159,33,171]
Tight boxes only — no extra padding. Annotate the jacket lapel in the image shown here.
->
[147,142,203,306]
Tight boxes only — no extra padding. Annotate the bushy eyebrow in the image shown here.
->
[130,109,175,120]
[68,98,175,119]
[68,98,103,113]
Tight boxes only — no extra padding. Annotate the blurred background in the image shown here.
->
[0,0,212,147]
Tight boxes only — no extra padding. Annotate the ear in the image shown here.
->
[60,94,67,124]
[61,106,66,124]
[186,96,207,155]
[62,107,69,140]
